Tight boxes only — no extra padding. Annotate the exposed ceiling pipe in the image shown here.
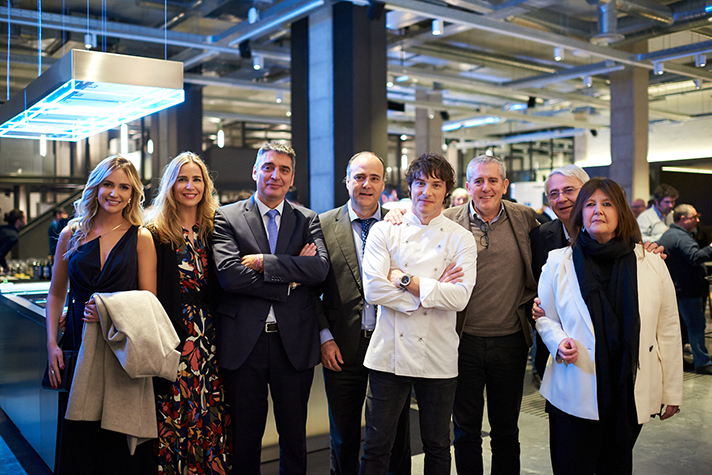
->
[615,0,712,44]
[591,0,625,45]
[615,0,674,24]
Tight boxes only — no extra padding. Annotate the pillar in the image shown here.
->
[415,89,443,158]
[609,42,649,202]
[291,2,387,212]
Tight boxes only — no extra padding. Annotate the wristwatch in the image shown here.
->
[399,274,412,290]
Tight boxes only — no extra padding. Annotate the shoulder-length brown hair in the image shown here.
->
[146,151,219,247]
[571,177,641,246]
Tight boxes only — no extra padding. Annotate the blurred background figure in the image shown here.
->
[450,187,469,208]
[631,199,646,218]
[48,208,69,257]
[0,209,27,272]
[380,184,399,204]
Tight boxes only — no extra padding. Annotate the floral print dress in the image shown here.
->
[156,225,232,474]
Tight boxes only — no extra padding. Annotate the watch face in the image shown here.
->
[400,275,410,287]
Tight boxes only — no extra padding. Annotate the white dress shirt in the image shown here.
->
[254,195,285,324]
[637,206,672,243]
[362,211,478,379]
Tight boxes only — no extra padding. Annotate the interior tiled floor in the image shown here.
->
[3,325,712,474]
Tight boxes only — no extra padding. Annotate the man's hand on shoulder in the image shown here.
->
[642,241,666,260]
[321,340,344,372]
[383,208,406,225]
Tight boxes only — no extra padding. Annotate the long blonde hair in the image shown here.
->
[65,155,145,258]
[146,152,219,247]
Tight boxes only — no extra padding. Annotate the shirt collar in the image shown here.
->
[404,209,447,227]
[653,206,666,221]
[347,200,381,222]
[254,194,285,217]
[469,200,505,224]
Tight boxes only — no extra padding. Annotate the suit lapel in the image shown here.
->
[545,220,566,251]
[245,197,271,254]
[277,201,296,255]
[334,206,363,289]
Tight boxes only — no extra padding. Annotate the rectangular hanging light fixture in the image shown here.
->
[0,49,184,142]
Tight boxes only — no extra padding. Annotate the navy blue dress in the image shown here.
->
[56,225,152,475]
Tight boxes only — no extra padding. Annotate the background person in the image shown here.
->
[48,208,69,256]
[449,187,469,208]
[631,198,646,218]
[536,177,682,475]
[45,155,157,475]
[146,152,232,473]
[0,209,27,272]
[657,204,712,375]
[637,184,678,242]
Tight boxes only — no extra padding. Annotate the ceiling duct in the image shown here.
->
[616,0,674,24]
[0,49,184,141]
[591,0,625,45]
[616,0,712,43]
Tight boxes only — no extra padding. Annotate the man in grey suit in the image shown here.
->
[314,152,411,475]
[443,155,539,475]
[213,142,330,475]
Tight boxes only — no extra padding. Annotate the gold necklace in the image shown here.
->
[100,222,125,236]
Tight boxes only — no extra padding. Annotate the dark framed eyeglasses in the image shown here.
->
[547,187,579,201]
[479,222,489,249]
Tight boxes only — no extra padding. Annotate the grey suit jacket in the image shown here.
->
[212,196,330,371]
[313,204,382,366]
[442,200,539,346]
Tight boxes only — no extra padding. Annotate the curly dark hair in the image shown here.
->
[405,153,456,203]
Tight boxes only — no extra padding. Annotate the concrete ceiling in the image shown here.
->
[1,0,711,148]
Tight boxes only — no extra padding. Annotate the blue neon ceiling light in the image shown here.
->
[0,49,185,141]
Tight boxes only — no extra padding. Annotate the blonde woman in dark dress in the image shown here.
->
[146,152,231,474]
[45,155,157,474]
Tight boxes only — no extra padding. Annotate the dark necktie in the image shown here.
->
[357,218,377,253]
[267,209,279,254]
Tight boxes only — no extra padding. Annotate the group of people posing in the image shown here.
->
[45,142,685,475]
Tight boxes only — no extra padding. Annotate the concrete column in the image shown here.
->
[415,89,443,158]
[609,42,649,202]
[291,3,387,212]
[149,83,203,190]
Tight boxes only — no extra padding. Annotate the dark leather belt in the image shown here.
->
[265,322,278,333]
[362,329,374,339]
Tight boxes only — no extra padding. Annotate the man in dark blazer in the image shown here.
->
[212,142,330,475]
[529,165,590,378]
[313,152,410,475]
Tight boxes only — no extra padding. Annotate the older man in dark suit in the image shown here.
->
[213,142,330,475]
[529,165,590,378]
[314,152,411,475]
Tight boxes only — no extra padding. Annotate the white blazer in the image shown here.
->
[536,245,683,424]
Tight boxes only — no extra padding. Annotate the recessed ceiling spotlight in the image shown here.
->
[554,46,564,62]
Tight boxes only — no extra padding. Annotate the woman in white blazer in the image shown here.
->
[536,177,682,475]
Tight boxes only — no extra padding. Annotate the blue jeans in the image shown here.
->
[452,331,529,475]
[677,297,711,368]
[360,370,457,475]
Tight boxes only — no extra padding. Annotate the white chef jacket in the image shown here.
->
[362,211,477,379]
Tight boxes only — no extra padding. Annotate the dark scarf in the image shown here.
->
[573,230,641,447]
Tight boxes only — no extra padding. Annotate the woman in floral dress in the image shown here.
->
[147,152,231,474]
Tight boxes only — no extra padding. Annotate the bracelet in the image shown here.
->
[257,255,261,271]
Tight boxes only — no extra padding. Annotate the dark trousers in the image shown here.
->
[223,331,314,475]
[678,297,712,368]
[452,331,529,475]
[360,370,457,475]
[324,335,411,475]
[547,402,642,475]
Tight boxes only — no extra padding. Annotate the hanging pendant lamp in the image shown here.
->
[0,49,184,141]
